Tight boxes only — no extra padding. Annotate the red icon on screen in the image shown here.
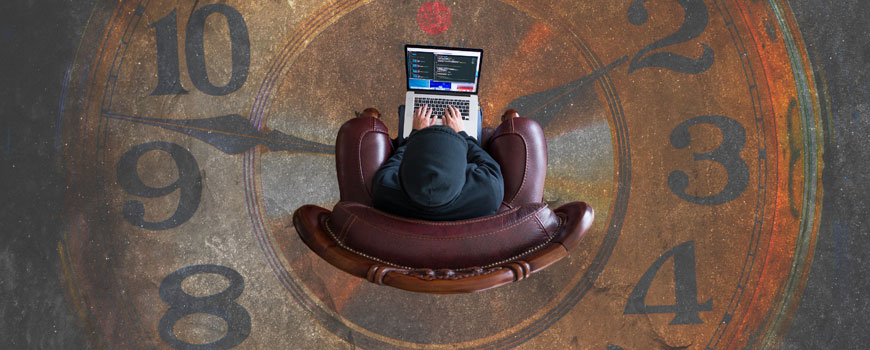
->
[417,1,451,35]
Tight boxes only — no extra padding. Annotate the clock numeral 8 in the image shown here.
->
[117,142,202,230]
[149,4,250,96]
[627,0,715,74]
[668,115,749,205]
[158,264,252,350]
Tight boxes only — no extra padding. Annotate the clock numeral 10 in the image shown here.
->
[149,4,250,96]
[158,264,252,349]
[624,241,712,325]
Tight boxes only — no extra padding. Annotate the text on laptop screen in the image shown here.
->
[407,47,481,93]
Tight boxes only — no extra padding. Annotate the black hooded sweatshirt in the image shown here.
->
[371,126,504,221]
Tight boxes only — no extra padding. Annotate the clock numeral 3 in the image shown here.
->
[150,4,251,96]
[668,115,749,205]
[624,241,712,325]
[158,264,252,350]
[117,142,202,230]
[626,0,715,74]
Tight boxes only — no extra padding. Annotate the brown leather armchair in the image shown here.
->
[293,108,593,293]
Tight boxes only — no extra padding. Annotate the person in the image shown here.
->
[334,106,547,223]
[370,105,504,221]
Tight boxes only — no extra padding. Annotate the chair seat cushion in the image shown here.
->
[327,201,562,269]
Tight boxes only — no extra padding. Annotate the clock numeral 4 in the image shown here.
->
[158,264,252,350]
[149,4,250,96]
[117,142,202,230]
[626,0,715,74]
[624,241,712,325]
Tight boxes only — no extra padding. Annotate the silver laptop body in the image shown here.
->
[402,45,482,139]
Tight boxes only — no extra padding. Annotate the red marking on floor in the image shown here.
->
[417,1,451,35]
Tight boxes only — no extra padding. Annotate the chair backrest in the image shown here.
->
[328,201,562,269]
[292,201,593,293]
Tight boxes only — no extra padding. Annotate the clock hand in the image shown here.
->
[103,112,334,155]
[507,55,628,128]
[103,56,628,155]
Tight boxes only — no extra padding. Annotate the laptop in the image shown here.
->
[401,45,482,139]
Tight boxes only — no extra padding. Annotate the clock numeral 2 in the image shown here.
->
[626,0,715,74]
[150,4,250,96]
[159,264,252,350]
[624,241,712,325]
[117,142,202,230]
[668,115,749,205]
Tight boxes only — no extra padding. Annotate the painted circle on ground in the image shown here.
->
[56,0,824,348]
[249,0,620,346]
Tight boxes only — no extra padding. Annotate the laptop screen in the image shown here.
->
[406,45,482,94]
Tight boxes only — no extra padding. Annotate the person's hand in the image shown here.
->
[443,105,464,133]
[412,104,434,130]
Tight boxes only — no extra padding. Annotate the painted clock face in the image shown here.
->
[58,0,824,349]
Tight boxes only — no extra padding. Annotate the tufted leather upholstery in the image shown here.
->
[329,201,560,269]
[293,109,593,293]
[489,115,549,211]
[334,109,393,206]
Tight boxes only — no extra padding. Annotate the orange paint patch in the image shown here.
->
[519,21,555,55]
[485,22,557,123]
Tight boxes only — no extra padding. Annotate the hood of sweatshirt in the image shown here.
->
[399,126,468,207]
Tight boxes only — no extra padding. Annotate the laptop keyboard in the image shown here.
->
[414,97,470,120]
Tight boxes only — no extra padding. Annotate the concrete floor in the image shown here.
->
[2,0,869,349]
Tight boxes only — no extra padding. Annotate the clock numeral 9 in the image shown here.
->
[669,115,749,205]
[158,264,252,350]
[150,4,250,96]
[117,142,202,230]
[627,0,715,74]
[624,241,712,325]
